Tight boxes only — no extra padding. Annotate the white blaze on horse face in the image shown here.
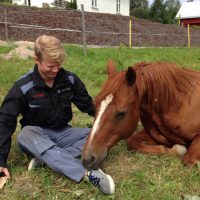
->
[88,94,113,145]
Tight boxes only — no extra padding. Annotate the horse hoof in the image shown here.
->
[172,144,187,157]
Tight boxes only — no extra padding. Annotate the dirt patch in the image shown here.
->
[0,40,8,46]
[0,40,34,60]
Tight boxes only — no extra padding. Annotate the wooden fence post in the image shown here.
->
[188,24,190,48]
[81,4,87,56]
[4,8,8,42]
[129,18,132,48]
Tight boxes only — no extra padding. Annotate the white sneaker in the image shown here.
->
[87,169,115,194]
[28,158,43,171]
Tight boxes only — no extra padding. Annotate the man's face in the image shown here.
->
[35,57,62,81]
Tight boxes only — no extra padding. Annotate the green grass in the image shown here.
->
[0,45,200,200]
[0,44,16,54]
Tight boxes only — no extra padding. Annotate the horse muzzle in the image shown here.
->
[82,148,107,170]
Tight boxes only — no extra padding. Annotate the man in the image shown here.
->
[0,35,115,194]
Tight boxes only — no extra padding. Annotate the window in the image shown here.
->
[24,0,31,6]
[92,0,97,8]
[116,0,120,13]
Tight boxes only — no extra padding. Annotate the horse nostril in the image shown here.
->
[87,154,95,164]
[89,155,95,163]
[82,154,96,170]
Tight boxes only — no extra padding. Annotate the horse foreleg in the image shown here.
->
[182,134,200,166]
[134,143,187,156]
[127,130,187,156]
[127,130,157,151]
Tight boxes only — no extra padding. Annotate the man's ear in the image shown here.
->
[34,56,40,65]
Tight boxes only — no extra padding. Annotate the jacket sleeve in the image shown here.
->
[0,84,24,167]
[71,74,95,117]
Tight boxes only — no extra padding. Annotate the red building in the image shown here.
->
[175,2,200,27]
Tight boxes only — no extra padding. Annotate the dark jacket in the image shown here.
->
[0,65,95,167]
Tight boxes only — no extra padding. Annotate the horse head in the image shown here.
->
[82,60,140,170]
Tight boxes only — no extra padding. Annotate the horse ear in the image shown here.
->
[106,59,116,76]
[125,67,136,86]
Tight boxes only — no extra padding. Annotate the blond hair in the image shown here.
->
[34,35,66,63]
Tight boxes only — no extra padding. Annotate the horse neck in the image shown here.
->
[134,62,198,113]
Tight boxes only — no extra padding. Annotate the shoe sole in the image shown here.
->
[28,158,43,171]
[98,169,115,194]
[28,158,36,171]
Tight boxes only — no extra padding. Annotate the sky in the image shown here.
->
[149,0,200,5]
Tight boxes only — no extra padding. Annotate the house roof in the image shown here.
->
[175,2,200,19]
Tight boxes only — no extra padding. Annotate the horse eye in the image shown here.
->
[115,111,127,120]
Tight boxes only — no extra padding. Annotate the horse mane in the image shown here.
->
[134,61,199,113]
[95,61,199,114]
[95,72,126,103]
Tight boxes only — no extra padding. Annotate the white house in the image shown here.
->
[77,0,130,16]
[12,0,130,16]
[12,0,55,7]
[175,1,200,26]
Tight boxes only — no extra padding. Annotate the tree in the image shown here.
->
[148,0,181,24]
[130,0,149,8]
[67,0,77,9]
[52,0,77,10]
[149,0,167,23]
[0,0,12,3]
[165,0,181,24]
[130,0,149,19]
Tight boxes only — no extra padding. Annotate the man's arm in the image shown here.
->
[0,84,24,169]
[71,74,95,116]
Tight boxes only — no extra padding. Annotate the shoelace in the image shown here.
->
[89,174,100,187]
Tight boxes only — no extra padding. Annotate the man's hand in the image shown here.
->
[0,167,11,179]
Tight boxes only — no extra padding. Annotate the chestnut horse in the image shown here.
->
[82,60,200,170]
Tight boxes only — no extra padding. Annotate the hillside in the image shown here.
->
[0,5,200,47]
